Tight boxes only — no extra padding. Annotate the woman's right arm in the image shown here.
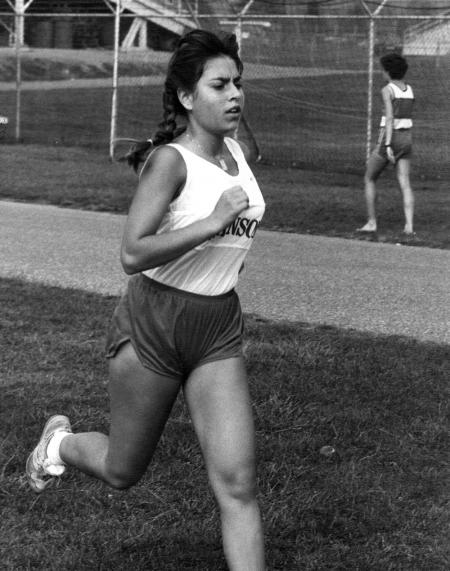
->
[120,146,249,275]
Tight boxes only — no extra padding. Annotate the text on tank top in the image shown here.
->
[143,137,265,296]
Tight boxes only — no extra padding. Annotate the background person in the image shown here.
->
[26,29,266,571]
[358,52,415,236]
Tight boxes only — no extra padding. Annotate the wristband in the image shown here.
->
[385,144,391,147]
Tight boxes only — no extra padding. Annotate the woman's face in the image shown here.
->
[181,55,244,136]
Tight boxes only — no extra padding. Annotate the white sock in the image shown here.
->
[46,431,71,466]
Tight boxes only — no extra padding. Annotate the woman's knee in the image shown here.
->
[398,179,414,203]
[102,463,144,490]
[365,154,385,183]
[364,173,373,185]
[212,463,258,506]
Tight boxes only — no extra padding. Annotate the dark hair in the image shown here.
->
[125,29,243,171]
[380,52,408,80]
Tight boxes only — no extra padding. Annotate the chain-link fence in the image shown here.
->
[1,1,449,180]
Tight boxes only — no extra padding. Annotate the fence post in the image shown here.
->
[360,0,389,163]
[366,15,375,163]
[14,1,25,142]
[110,0,121,159]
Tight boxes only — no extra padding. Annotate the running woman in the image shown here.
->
[358,52,415,236]
[26,29,266,571]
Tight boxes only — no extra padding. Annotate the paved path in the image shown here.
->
[1,200,449,345]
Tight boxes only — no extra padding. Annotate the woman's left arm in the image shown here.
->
[381,85,395,164]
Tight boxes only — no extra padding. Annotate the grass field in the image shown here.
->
[2,143,449,249]
[1,279,449,569]
[1,51,449,177]
[1,50,449,570]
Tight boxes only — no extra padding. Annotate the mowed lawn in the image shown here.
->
[0,279,449,569]
[1,142,449,249]
[1,53,449,569]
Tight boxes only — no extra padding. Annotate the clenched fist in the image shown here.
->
[210,185,249,231]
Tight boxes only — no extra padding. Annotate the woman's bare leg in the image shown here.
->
[396,157,414,234]
[60,342,181,489]
[184,357,265,571]
[359,151,387,232]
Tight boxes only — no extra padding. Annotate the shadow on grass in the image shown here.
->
[1,279,448,570]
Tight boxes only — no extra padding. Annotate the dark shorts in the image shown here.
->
[106,274,244,381]
[367,129,413,179]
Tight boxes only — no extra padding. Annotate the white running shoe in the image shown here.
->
[26,415,72,493]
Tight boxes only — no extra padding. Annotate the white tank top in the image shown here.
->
[380,82,414,130]
[143,137,265,295]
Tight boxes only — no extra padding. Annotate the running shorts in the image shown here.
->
[367,129,412,179]
[106,274,243,380]
[378,128,412,161]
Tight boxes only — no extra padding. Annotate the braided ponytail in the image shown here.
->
[152,87,187,147]
[123,29,243,172]
[123,139,153,172]
[124,87,187,172]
